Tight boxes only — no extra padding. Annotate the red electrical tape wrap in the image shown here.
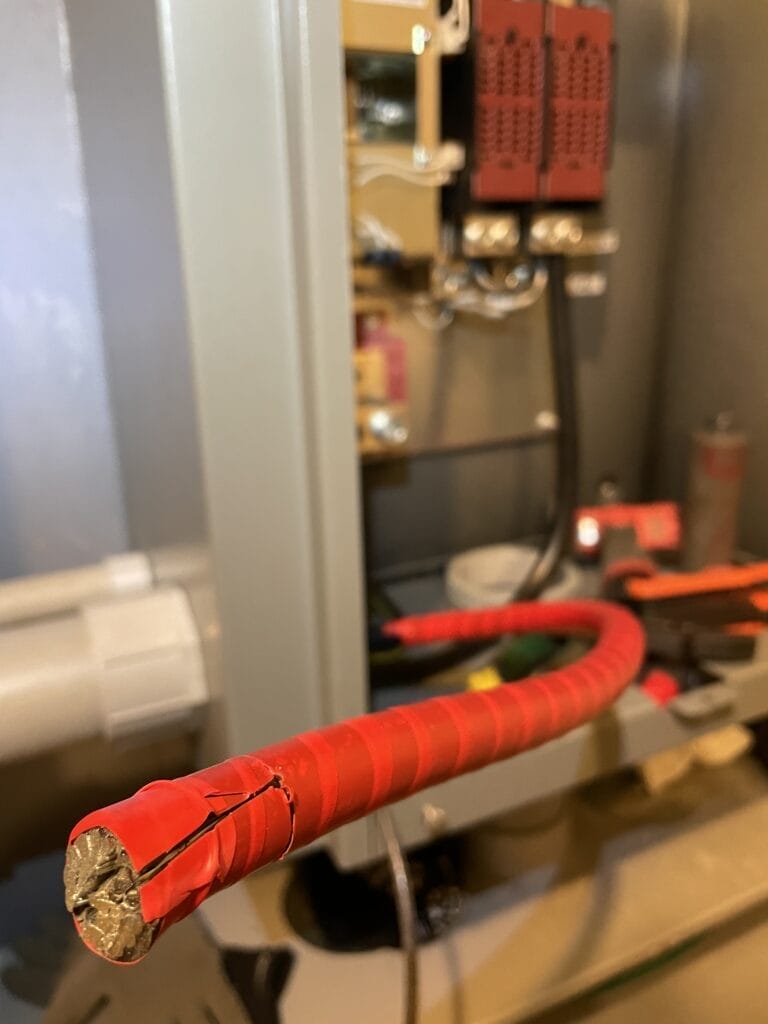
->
[68,600,643,960]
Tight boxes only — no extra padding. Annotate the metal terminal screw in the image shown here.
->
[530,214,619,256]
[566,271,607,298]
[463,220,485,245]
[368,408,409,447]
[530,214,583,252]
[463,215,520,257]
[535,410,559,432]
[488,219,514,246]
[412,25,431,55]
[505,262,532,289]
[421,803,448,835]
[597,476,623,504]
[413,144,431,168]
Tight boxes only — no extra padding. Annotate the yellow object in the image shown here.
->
[354,348,388,405]
[468,667,504,692]
[639,724,754,794]
[341,0,437,53]
[638,746,694,795]
[341,0,441,259]
[691,724,754,767]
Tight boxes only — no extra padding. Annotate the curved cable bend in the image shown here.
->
[66,600,644,964]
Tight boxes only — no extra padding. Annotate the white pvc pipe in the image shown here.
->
[0,587,209,763]
[0,615,101,761]
[0,553,152,627]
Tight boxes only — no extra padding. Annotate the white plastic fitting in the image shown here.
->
[0,586,207,762]
[0,552,153,627]
[83,588,208,739]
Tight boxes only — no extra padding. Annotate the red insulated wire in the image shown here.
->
[69,600,643,960]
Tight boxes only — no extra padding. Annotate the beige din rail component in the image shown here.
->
[342,0,441,260]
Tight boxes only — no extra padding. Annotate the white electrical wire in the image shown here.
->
[353,142,465,188]
[415,263,549,324]
[354,213,403,254]
[439,0,471,54]
[458,266,548,318]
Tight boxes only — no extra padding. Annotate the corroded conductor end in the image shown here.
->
[64,827,157,963]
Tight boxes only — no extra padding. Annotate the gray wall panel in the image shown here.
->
[0,0,127,576]
[65,0,208,551]
[655,0,768,556]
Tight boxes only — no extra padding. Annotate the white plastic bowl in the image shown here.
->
[446,543,583,609]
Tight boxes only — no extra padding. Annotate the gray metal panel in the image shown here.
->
[0,0,127,576]
[67,0,369,869]
[65,0,370,862]
[366,659,768,864]
[584,0,689,500]
[364,0,688,574]
[654,0,768,556]
[65,0,207,552]
[397,301,553,452]
[275,0,374,867]
[155,0,368,750]
[277,0,371,731]
[364,445,551,572]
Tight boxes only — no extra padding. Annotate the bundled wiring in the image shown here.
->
[65,599,643,964]
[353,142,465,188]
[411,261,548,325]
[354,213,403,254]
[452,264,548,318]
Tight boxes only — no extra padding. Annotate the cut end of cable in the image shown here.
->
[64,827,157,963]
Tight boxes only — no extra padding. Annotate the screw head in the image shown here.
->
[413,144,431,168]
[535,410,559,432]
[368,408,409,447]
[411,24,431,54]
[421,803,448,835]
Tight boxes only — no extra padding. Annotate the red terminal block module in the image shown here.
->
[471,0,546,202]
[542,2,614,201]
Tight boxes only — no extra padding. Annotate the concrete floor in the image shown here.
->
[5,856,768,1021]
[534,904,768,1023]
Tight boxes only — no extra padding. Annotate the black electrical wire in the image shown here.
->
[516,254,580,600]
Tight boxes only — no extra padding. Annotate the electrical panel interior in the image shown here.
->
[341,0,616,468]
